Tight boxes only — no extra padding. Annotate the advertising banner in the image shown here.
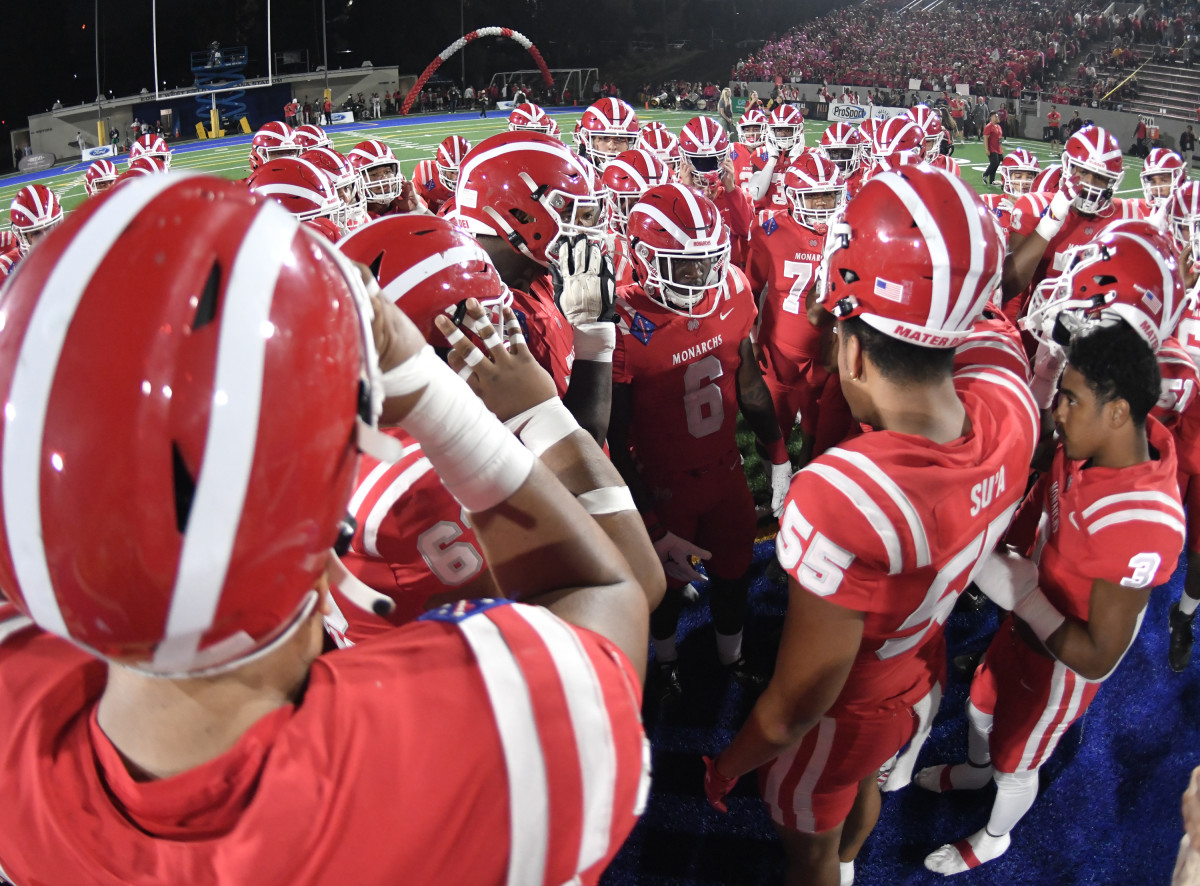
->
[826,102,909,122]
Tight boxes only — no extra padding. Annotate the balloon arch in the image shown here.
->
[402,27,554,116]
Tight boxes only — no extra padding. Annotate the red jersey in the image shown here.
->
[707,185,754,270]
[0,248,17,279]
[750,150,789,212]
[606,233,637,288]
[928,154,960,177]
[845,165,870,202]
[1036,419,1183,630]
[1176,297,1200,365]
[411,158,453,215]
[512,275,575,398]
[1007,195,1146,322]
[1154,337,1200,425]
[776,360,1039,710]
[613,267,757,477]
[746,209,826,362]
[979,192,1016,243]
[730,142,763,194]
[0,600,649,886]
[338,427,486,638]
[953,309,1031,380]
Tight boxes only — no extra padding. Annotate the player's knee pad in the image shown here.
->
[993,768,1038,797]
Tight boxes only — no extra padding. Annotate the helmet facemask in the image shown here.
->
[1062,154,1122,215]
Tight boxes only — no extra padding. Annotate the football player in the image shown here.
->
[637,121,683,177]
[980,148,1041,243]
[455,131,615,441]
[1141,147,1187,212]
[601,148,675,287]
[578,97,640,169]
[746,151,853,465]
[248,120,300,173]
[704,166,1035,886]
[747,103,805,211]
[1001,126,1146,326]
[83,158,120,198]
[678,115,754,268]
[609,183,790,705]
[7,184,64,275]
[919,228,1186,874]
[732,108,771,192]
[0,173,657,885]
[409,157,453,215]
[348,139,426,218]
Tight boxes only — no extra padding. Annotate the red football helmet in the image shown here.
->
[907,104,945,160]
[455,131,603,267]
[546,117,561,140]
[737,108,769,147]
[305,216,345,244]
[9,184,64,256]
[637,122,682,175]
[84,159,119,197]
[1141,148,1186,208]
[0,173,383,674]
[602,148,673,236]
[678,116,730,182]
[340,214,512,349]
[579,98,640,167]
[1061,125,1123,215]
[293,124,333,151]
[249,121,299,172]
[348,139,403,204]
[435,135,472,190]
[819,121,866,175]
[248,157,343,227]
[766,104,805,152]
[1023,223,1184,352]
[784,152,846,232]
[1165,180,1200,256]
[626,183,730,317]
[130,134,172,170]
[302,147,367,231]
[999,148,1041,198]
[867,116,923,163]
[1032,163,1064,194]
[508,102,554,134]
[818,165,1004,348]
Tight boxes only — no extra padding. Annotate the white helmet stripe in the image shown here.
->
[380,243,492,304]
[154,198,298,671]
[944,173,992,331]
[631,203,694,246]
[2,173,181,638]
[878,173,951,330]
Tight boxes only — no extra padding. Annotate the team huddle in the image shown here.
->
[0,94,1196,885]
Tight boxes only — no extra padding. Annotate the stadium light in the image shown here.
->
[153,0,159,101]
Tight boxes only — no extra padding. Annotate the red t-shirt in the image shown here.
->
[984,122,1003,154]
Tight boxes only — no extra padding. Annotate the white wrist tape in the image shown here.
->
[504,397,581,456]
[1015,587,1066,643]
[577,486,636,515]
[401,356,534,512]
[1034,190,1072,242]
[572,322,616,363]
[1030,341,1066,410]
[380,344,442,398]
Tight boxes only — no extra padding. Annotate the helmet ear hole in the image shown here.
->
[172,443,196,534]
[840,268,859,284]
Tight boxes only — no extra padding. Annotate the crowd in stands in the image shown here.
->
[730,0,1200,110]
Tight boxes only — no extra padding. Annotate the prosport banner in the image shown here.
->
[825,102,910,123]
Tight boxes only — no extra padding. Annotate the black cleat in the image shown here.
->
[1169,602,1195,673]
[651,660,684,709]
[724,655,769,690]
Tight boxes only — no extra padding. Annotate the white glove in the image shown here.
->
[550,233,616,326]
[769,461,793,519]
[1030,339,1067,410]
[1034,188,1072,242]
[972,548,1039,611]
[653,531,713,584]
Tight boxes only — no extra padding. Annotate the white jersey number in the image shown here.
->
[683,354,725,439]
[417,520,485,586]
[776,500,855,596]
[782,260,815,315]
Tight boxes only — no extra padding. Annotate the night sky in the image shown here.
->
[0,0,828,167]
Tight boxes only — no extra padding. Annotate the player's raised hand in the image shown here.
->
[435,301,558,423]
